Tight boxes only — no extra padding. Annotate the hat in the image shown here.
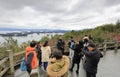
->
[87,43,96,48]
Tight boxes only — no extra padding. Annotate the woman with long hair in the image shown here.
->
[41,41,51,71]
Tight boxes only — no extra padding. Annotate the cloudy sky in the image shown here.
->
[0,0,120,30]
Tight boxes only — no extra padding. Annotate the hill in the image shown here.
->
[63,20,120,43]
[47,20,120,44]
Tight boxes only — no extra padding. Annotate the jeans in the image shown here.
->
[43,62,48,71]
[69,48,74,58]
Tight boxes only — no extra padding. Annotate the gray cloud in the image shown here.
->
[0,0,69,13]
[0,0,120,30]
[1,0,120,13]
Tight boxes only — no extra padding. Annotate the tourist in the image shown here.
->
[83,35,94,47]
[68,36,75,59]
[69,40,84,74]
[25,41,38,74]
[56,37,65,54]
[47,51,70,77]
[41,41,51,71]
[89,35,93,41]
[36,41,42,66]
[83,43,103,77]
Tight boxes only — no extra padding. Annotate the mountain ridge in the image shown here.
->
[0,28,69,32]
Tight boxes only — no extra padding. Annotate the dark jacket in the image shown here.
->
[83,48,103,73]
[72,43,84,63]
[56,39,65,51]
[36,44,41,58]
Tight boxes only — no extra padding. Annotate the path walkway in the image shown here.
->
[14,49,120,77]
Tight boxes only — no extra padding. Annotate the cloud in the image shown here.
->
[0,0,120,30]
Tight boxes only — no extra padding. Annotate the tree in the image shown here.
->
[116,19,120,28]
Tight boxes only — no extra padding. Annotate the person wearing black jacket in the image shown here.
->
[69,40,84,74]
[56,37,65,54]
[83,43,103,77]
[36,41,42,66]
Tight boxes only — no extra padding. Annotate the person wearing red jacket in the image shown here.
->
[25,41,38,74]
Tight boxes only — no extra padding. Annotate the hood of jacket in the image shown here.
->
[26,46,35,52]
[51,59,65,72]
[47,56,70,77]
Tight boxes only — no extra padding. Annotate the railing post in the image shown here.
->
[115,41,118,51]
[7,50,14,74]
[104,40,107,52]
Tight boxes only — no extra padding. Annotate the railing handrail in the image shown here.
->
[0,57,8,65]
[13,51,25,56]
[0,51,25,77]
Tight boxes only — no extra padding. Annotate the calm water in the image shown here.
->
[0,33,64,45]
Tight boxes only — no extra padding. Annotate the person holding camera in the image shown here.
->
[83,43,103,77]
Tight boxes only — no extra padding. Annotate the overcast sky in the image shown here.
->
[0,0,120,30]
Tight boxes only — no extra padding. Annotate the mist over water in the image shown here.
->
[0,32,64,45]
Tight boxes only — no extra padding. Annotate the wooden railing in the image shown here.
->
[0,50,25,77]
[0,41,120,77]
[97,41,120,51]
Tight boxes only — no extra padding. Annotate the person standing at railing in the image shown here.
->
[83,43,103,77]
[56,37,65,55]
[41,41,51,71]
[25,41,38,74]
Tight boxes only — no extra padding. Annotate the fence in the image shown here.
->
[0,50,25,77]
[97,41,120,51]
[0,41,120,77]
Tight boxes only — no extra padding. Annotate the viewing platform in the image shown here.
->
[1,41,120,77]
[14,49,120,77]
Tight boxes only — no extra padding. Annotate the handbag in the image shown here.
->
[20,58,27,71]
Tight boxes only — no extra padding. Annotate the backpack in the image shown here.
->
[70,41,75,50]
[20,58,27,71]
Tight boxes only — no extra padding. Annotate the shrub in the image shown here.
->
[40,36,49,42]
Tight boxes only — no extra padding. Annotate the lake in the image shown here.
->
[0,33,64,45]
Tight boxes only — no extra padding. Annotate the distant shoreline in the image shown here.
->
[0,32,64,45]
